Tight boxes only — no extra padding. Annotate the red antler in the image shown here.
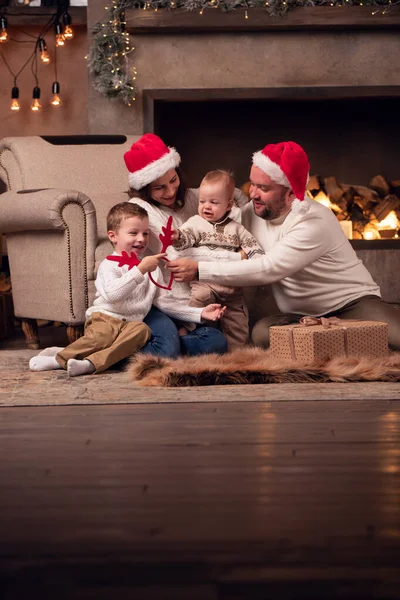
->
[159,216,174,253]
[106,251,140,270]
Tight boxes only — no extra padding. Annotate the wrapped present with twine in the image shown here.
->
[269,317,388,362]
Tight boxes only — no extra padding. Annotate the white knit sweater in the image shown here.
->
[86,255,204,324]
[200,198,381,316]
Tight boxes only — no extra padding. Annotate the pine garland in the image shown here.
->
[88,0,398,106]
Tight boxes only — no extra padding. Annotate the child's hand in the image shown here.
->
[138,253,167,274]
[239,248,248,260]
[201,304,226,322]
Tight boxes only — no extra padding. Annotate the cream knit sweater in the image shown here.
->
[200,198,381,316]
[86,255,204,324]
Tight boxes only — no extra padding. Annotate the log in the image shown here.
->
[324,177,343,203]
[371,194,400,222]
[341,184,379,209]
[368,175,391,198]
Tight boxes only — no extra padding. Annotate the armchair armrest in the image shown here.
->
[0,188,95,233]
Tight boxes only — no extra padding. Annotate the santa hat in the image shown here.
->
[124,133,181,190]
[252,141,310,202]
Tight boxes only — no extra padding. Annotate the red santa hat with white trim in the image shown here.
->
[252,141,310,213]
[124,133,181,190]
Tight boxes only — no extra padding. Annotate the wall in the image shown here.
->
[0,25,88,138]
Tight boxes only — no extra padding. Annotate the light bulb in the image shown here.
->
[38,38,51,63]
[56,33,65,47]
[63,25,74,40]
[54,22,65,47]
[41,49,51,62]
[31,86,41,112]
[11,86,20,111]
[51,81,61,106]
[62,12,74,40]
[0,16,8,43]
[31,98,41,111]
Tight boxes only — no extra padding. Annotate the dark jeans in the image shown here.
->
[142,306,228,358]
[251,295,400,351]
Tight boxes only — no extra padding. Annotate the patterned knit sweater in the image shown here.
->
[86,254,204,324]
[129,187,248,298]
[173,213,264,260]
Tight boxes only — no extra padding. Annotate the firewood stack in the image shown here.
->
[307,174,400,239]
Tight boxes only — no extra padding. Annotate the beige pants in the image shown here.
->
[251,294,400,351]
[189,281,249,351]
[56,312,151,373]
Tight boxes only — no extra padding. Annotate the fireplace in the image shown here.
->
[144,86,400,302]
[145,86,400,188]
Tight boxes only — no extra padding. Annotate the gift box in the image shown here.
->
[269,317,388,362]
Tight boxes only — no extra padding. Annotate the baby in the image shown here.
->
[171,169,263,350]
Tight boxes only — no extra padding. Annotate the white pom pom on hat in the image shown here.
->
[124,133,181,190]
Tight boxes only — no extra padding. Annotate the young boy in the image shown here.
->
[29,202,225,376]
[171,170,264,350]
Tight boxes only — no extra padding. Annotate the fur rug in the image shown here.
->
[128,347,400,387]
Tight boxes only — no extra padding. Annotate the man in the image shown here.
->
[167,141,400,350]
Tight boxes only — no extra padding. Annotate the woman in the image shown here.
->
[124,133,249,358]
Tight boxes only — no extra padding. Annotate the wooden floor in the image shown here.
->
[1,326,400,599]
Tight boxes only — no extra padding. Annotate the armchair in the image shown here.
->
[0,135,139,348]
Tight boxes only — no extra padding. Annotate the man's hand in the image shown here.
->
[138,253,167,275]
[201,304,226,322]
[166,258,198,282]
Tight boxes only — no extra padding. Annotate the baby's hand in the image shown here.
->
[201,304,226,322]
[171,228,179,242]
[239,248,248,260]
[138,253,167,274]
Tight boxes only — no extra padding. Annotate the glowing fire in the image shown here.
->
[377,211,398,230]
[311,192,400,240]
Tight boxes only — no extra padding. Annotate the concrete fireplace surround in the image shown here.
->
[86,5,400,139]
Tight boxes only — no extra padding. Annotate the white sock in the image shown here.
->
[38,346,65,357]
[67,359,95,377]
[29,355,62,372]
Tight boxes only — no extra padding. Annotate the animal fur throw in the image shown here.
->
[128,347,400,387]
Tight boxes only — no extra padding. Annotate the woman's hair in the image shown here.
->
[127,166,188,210]
[107,202,148,232]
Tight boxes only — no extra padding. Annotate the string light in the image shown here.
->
[38,38,51,64]
[54,22,65,47]
[11,86,20,111]
[0,15,8,43]
[31,86,41,112]
[51,81,61,106]
[62,12,74,41]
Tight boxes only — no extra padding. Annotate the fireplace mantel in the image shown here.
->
[126,6,400,33]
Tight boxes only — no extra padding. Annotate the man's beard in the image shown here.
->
[252,192,288,221]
